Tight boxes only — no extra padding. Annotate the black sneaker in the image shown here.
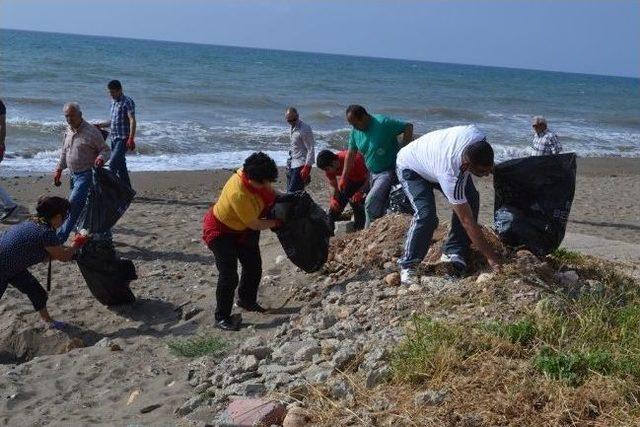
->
[0,206,17,221]
[216,318,240,331]
[236,300,267,313]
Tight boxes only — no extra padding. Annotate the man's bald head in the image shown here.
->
[285,107,299,126]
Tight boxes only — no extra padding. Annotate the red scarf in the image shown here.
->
[239,172,276,211]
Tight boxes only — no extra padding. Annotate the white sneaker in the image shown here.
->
[439,253,467,267]
[400,268,418,285]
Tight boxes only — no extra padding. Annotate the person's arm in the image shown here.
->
[45,244,81,262]
[340,149,356,190]
[303,128,315,166]
[0,112,6,163]
[128,111,136,140]
[451,203,501,271]
[55,135,68,185]
[92,131,111,165]
[552,134,561,154]
[401,122,414,145]
[95,120,111,128]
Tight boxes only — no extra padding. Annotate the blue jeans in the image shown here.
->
[398,168,479,269]
[286,166,305,192]
[110,137,132,188]
[57,170,91,244]
[365,169,395,227]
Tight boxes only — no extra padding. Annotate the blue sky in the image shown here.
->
[2,0,638,77]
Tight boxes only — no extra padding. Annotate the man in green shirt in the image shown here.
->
[341,105,413,226]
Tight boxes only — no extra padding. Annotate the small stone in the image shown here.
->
[408,283,421,293]
[397,288,408,296]
[282,406,310,427]
[175,395,205,416]
[332,348,357,370]
[243,355,259,372]
[140,403,162,414]
[384,272,401,287]
[365,365,391,388]
[109,343,122,351]
[414,389,447,406]
[224,399,286,426]
[294,344,321,362]
[65,337,85,352]
[476,272,495,284]
[555,270,579,286]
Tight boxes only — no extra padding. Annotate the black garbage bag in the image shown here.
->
[386,184,414,215]
[493,153,576,256]
[76,239,137,306]
[273,192,332,273]
[77,167,136,234]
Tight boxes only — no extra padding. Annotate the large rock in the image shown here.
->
[222,399,286,426]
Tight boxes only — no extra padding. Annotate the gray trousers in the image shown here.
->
[365,169,395,227]
[397,168,479,269]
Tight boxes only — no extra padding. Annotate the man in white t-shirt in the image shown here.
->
[396,124,501,284]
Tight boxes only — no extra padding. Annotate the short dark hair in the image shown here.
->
[346,105,368,119]
[464,139,494,167]
[36,196,71,223]
[316,150,338,170]
[243,152,278,183]
[107,80,122,90]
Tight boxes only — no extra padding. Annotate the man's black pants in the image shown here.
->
[208,231,262,321]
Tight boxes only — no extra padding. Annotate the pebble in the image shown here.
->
[384,272,401,286]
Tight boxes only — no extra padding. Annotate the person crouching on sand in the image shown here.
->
[0,196,89,329]
[202,152,282,331]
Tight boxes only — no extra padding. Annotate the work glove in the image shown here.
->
[53,169,62,187]
[126,137,136,151]
[94,156,105,168]
[350,191,365,205]
[329,197,342,212]
[71,232,90,248]
[300,165,312,182]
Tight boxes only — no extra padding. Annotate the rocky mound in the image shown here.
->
[178,215,639,426]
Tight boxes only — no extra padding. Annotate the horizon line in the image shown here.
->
[1,27,638,80]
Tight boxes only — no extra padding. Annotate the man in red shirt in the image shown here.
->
[316,149,369,231]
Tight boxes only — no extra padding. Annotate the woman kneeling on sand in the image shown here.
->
[0,196,89,329]
[202,152,281,331]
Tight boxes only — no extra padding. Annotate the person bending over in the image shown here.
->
[202,152,281,331]
[396,125,502,285]
[316,149,368,232]
[342,105,413,227]
[0,196,89,329]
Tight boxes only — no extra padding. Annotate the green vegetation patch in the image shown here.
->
[169,335,226,358]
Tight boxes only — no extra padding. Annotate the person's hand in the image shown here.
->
[53,169,62,187]
[0,145,5,163]
[126,137,136,151]
[350,191,365,204]
[94,156,105,168]
[329,197,341,212]
[487,255,502,273]
[300,165,311,182]
[71,232,90,248]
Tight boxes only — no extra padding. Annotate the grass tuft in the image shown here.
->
[168,335,226,358]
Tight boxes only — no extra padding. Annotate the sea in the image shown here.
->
[1,29,639,176]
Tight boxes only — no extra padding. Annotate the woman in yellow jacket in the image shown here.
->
[202,152,281,331]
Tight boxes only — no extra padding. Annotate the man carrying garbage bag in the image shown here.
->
[202,152,281,332]
[396,125,502,285]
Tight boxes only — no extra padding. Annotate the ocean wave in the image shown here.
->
[3,96,61,107]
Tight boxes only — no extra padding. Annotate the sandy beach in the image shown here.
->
[0,157,639,426]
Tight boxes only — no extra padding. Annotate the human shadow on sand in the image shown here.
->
[114,242,212,265]
[133,196,210,208]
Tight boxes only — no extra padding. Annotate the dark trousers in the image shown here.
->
[110,137,132,189]
[0,270,48,312]
[286,166,305,192]
[328,180,366,231]
[208,231,262,321]
[398,168,479,269]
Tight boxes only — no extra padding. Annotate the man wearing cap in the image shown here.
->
[531,116,562,156]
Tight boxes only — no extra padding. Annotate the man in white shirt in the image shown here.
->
[531,116,561,156]
[396,125,501,284]
[285,107,315,192]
